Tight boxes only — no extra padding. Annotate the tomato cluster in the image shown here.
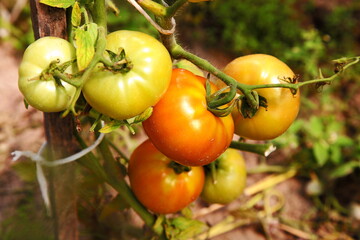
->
[18,32,300,214]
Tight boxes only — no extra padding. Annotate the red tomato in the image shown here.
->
[128,139,205,214]
[142,69,234,166]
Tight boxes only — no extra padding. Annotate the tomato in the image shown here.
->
[18,37,77,112]
[128,139,205,214]
[173,59,204,77]
[142,69,234,167]
[201,148,247,204]
[82,30,172,120]
[223,54,300,140]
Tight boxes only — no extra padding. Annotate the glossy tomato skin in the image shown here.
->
[142,69,234,167]
[201,148,247,204]
[128,139,205,214]
[18,37,77,112]
[82,30,172,120]
[223,54,300,140]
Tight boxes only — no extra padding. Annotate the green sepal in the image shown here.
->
[238,91,268,118]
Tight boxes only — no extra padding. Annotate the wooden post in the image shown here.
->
[29,1,79,240]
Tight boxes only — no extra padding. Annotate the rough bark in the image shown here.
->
[29,1,79,240]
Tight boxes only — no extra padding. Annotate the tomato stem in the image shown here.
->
[166,0,188,18]
[77,128,157,227]
[137,0,167,16]
[92,0,107,30]
[229,141,276,157]
[160,36,260,110]
[63,26,108,116]
[168,161,191,174]
[53,71,82,88]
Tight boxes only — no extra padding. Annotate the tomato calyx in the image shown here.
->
[28,58,80,89]
[101,49,133,73]
[205,81,268,119]
[168,161,191,174]
[205,80,237,117]
[239,91,268,119]
[90,107,153,134]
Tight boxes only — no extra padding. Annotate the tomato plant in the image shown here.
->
[201,148,247,204]
[82,30,172,120]
[142,68,234,166]
[128,139,205,214]
[18,37,77,112]
[223,54,300,140]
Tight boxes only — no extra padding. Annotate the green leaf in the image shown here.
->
[164,216,208,240]
[313,141,329,166]
[330,145,342,165]
[40,0,75,8]
[86,23,98,44]
[71,2,82,27]
[335,135,354,146]
[308,116,324,139]
[75,25,97,71]
[329,161,360,179]
[99,121,124,133]
[133,107,153,123]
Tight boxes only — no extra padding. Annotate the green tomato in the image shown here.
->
[82,30,173,120]
[18,37,77,112]
[201,148,247,204]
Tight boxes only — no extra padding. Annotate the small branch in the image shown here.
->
[137,0,167,16]
[244,168,297,196]
[166,0,188,17]
[63,26,108,116]
[92,0,107,29]
[230,141,276,157]
[247,164,288,174]
[278,223,315,240]
[53,71,82,88]
[193,216,254,240]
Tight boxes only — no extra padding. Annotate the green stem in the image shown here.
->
[62,26,108,116]
[53,71,82,88]
[74,130,156,228]
[92,0,107,29]
[166,0,188,17]
[97,138,156,227]
[107,140,130,163]
[169,43,258,107]
[229,141,276,157]
[138,0,167,16]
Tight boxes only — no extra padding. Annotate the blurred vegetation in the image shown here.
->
[1,0,360,239]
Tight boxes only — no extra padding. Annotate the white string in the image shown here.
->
[11,124,105,215]
[12,131,105,167]
[127,0,176,35]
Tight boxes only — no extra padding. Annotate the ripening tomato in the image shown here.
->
[223,54,300,140]
[201,148,247,204]
[142,68,234,166]
[82,30,172,120]
[128,139,205,214]
[18,37,77,112]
